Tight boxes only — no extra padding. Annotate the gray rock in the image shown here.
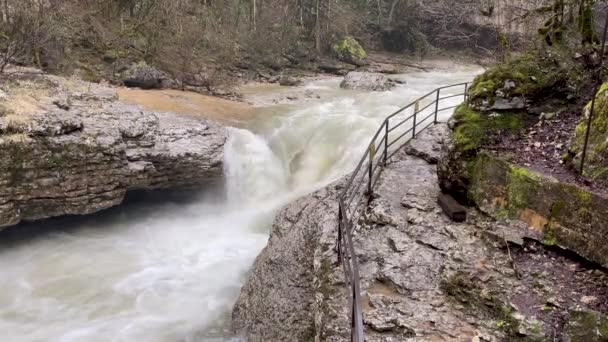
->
[340,72,395,91]
[278,76,302,87]
[491,97,526,110]
[404,124,450,164]
[0,73,225,228]
[503,80,516,90]
[121,62,167,89]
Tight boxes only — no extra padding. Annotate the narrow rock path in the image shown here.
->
[233,124,608,342]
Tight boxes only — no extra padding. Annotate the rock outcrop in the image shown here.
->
[340,72,395,91]
[233,124,608,341]
[0,72,225,228]
[469,152,608,268]
[570,82,608,186]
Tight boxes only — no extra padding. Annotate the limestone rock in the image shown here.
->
[340,72,395,91]
[404,124,450,164]
[0,72,225,228]
[231,179,344,342]
[121,62,168,89]
[491,97,526,110]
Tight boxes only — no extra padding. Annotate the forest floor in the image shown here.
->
[494,110,608,196]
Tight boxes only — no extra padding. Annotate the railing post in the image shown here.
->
[434,88,440,124]
[367,152,373,201]
[383,120,389,166]
[412,101,419,138]
[464,83,469,105]
[337,202,343,263]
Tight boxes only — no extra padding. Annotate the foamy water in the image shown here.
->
[0,65,481,341]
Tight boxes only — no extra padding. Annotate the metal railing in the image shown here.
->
[336,82,469,342]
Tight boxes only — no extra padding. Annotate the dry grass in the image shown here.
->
[1,133,31,144]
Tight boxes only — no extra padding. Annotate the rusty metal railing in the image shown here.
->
[336,82,469,342]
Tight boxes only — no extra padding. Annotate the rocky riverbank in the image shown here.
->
[0,70,226,228]
[232,124,608,341]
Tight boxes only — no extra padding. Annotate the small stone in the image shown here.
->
[504,80,516,90]
[581,296,597,304]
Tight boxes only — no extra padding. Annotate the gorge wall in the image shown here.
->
[0,72,225,228]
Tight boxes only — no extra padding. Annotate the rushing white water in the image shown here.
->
[0,64,481,342]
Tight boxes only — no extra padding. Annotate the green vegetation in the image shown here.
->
[573,82,608,184]
[507,166,542,209]
[332,37,367,65]
[468,52,571,105]
[453,104,524,153]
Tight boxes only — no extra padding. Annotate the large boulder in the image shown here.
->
[332,36,368,67]
[569,82,608,186]
[340,72,395,91]
[121,61,168,89]
[467,52,578,113]
[0,72,225,228]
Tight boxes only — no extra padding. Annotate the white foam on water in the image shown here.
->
[0,64,482,341]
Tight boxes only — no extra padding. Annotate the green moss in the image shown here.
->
[574,83,608,184]
[507,166,542,209]
[453,104,524,153]
[468,52,564,104]
[600,315,608,338]
[544,222,557,246]
[332,36,367,63]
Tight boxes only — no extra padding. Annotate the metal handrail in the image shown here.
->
[336,81,469,342]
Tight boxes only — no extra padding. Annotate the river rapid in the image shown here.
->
[0,64,480,342]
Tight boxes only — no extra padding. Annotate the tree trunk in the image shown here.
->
[252,0,257,31]
[388,0,401,28]
[315,0,321,53]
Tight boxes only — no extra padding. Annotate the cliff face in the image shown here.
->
[0,72,225,228]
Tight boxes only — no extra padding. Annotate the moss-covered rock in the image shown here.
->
[570,82,608,186]
[567,309,608,342]
[468,152,608,268]
[468,51,581,112]
[437,104,524,203]
[332,36,367,67]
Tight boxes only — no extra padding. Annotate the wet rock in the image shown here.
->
[340,72,395,91]
[121,62,167,89]
[278,76,302,87]
[318,62,356,75]
[404,124,450,164]
[0,72,225,228]
[232,179,344,341]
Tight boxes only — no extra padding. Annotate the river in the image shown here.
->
[0,64,480,342]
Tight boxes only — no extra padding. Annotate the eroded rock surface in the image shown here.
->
[340,72,395,91]
[0,72,225,228]
[233,124,608,341]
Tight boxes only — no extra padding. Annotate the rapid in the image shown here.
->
[0,65,480,342]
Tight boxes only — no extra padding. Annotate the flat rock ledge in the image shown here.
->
[232,124,608,341]
[0,72,226,228]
